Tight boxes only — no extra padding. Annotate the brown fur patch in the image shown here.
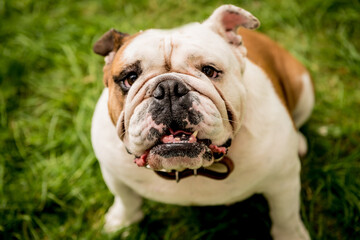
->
[110,33,143,76]
[93,29,129,57]
[238,28,307,114]
[104,32,143,125]
[107,80,125,125]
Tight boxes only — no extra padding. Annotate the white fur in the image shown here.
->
[293,73,314,128]
[292,73,314,157]
[91,5,311,240]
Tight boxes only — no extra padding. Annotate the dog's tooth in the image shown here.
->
[175,171,180,183]
[189,130,198,143]
[145,164,151,169]
[194,169,197,176]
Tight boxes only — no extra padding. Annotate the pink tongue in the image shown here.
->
[209,144,227,154]
[134,151,149,167]
[161,135,176,143]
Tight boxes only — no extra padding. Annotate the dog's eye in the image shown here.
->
[117,72,138,92]
[114,61,142,93]
[202,66,221,79]
[124,72,138,88]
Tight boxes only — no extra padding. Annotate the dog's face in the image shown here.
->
[93,5,259,173]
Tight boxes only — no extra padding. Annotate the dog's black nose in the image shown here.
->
[149,79,195,129]
[153,80,189,100]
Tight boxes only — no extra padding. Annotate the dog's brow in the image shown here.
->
[114,60,142,78]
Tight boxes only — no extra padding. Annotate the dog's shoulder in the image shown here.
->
[238,28,309,114]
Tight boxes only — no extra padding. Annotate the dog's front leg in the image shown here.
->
[101,167,144,233]
[263,168,310,240]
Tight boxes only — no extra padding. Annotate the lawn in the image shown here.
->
[0,0,359,239]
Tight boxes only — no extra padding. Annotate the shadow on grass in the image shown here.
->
[122,195,272,240]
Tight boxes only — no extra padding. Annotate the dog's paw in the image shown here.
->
[103,196,144,233]
[272,222,310,240]
[103,207,144,233]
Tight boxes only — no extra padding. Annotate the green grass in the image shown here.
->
[0,0,359,239]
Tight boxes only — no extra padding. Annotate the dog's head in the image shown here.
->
[93,5,259,174]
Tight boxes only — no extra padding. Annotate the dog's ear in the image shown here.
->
[93,29,129,87]
[203,5,260,45]
[93,29,129,56]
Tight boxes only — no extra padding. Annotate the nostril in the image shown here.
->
[153,84,165,99]
[174,82,189,97]
[152,79,189,100]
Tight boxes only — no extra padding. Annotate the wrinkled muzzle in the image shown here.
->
[117,73,233,179]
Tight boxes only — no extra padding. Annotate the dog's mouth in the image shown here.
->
[133,129,233,182]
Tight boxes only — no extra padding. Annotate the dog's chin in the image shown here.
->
[147,142,213,171]
[132,129,231,172]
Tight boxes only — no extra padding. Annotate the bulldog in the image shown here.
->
[91,4,314,240]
